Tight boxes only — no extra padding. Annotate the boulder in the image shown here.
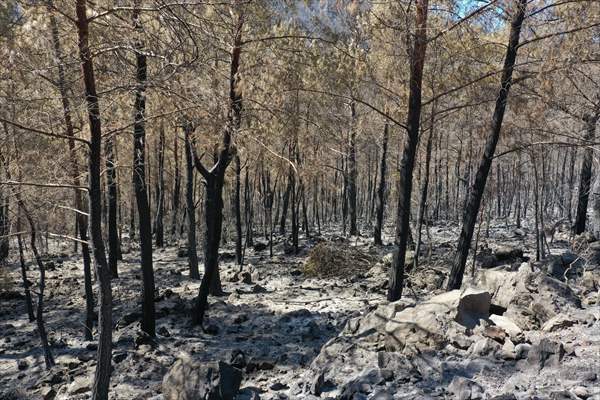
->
[526,339,565,371]
[447,376,484,400]
[385,288,491,352]
[489,314,522,338]
[541,314,577,332]
[162,358,242,400]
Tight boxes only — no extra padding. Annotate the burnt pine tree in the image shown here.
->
[373,116,389,245]
[447,0,528,290]
[388,0,429,302]
[48,8,95,339]
[192,3,244,325]
[132,3,156,337]
[76,0,113,397]
[574,110,600,234]
[184,122,200,280]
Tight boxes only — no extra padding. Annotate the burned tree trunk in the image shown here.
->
[447,0,527,290]
[234,155,243,265]
[574,115,598,235]
[105,134,119,278]
[48,9,95,339]
[184,125,200,280]
[155,124,165,247]
[348,101,358,236]
[388,0,429,302]
[132,4,156,337]
[171,133,181,239]
[374,117,389,245]
[192,4,243,325]
[75,1,113,397]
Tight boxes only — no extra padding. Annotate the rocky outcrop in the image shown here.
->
[162,357,242,400]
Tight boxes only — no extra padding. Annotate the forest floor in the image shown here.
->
[0,222,599,400]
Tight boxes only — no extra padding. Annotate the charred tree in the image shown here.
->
[184,124,200,280]
[388,0,429,302]
[192,5,243,325]
[374,117,389,245]
[132,4,156,337]
[447,0,528,290]
[48,9,95,339]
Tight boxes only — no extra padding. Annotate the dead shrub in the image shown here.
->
[303,242,374,278]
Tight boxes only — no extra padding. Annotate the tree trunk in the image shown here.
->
[75,1,112,397]
[414,117,435,269]
[193,4,243,325]
[171,132,181,240]
[447,0,527,290]
[105,134,119,278]
[184,125,200,279]
[234,155,242,265]
[348,101,358,235]
[132,4,156,337]
[155,124,165,247]
[574,116,598,234]
[374,117,389,245]
[388,0,429,302]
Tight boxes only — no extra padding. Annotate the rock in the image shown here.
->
[158,326,171,337]
[371,391,394,400]
[162,358,242,400]
[447,376,484,400]
[253,242,268,252]
[240,271,252,284]
[251,284,268,293]
[514,343,531,360]
[67,377,92,395]
[385,288,490,352]
[489,314,522,338]
[40,386,56,400]
[571,386,589,399]
[113,352,128,364]
[469,337,501,357]
[482,325,507,343]
[135,330,155,347]
[310,371,325,396]
[490,395,517,400]
[501,339,516,360]
[236,387,261,400]
[542,314,577,332]
[270,382,288,391]
[526,339,565,371]
[550,390,580,400]
[230,349,247,369]
[205,324,219,335]
[17,360,28,370]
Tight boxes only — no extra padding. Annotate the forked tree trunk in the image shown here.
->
[388,0,429,302]
[192,4,243,325]
[447,0,527,290]
[75,1,113,398]
[132,4,156,337]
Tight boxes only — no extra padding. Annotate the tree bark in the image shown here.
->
[447,0,527,290]
[374,117,389,245]
[574,115,598,234]
[348,101,358,236]
[184,125,200,280]
[192,4,243,325]
[388,0,429,302]
[155,124,165,247]
[48,9,95,339]
[132,4,156,337]
[76,1,113,397]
